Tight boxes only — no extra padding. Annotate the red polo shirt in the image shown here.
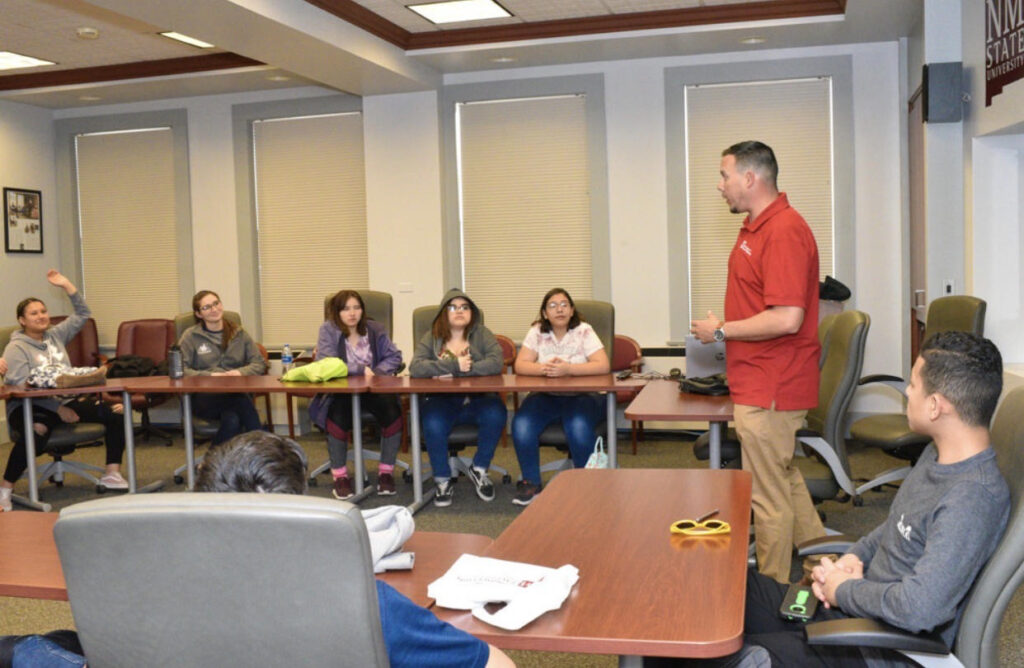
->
[724,193,820,410]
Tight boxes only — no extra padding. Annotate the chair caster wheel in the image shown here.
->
[853,496,864,507]
[502,474,512,484]
[54,480,64,488]
[308,477,318,487]
[173,475,184,485]
[96,485,107,494]
[402,471,413,483]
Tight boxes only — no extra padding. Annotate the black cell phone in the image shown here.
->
[779,584,819,622]
[616,369,633,380]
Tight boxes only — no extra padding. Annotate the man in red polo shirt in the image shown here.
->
[692,140,825,583]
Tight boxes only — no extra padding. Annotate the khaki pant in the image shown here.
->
[735,403,826,583]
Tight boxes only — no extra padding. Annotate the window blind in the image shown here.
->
[75,128,181,345]
[253,112,368,346]
[458,95,592,339]
[686,78,834,322]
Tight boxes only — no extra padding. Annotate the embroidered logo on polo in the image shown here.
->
[197,343,213,355]
[739,240,753,256]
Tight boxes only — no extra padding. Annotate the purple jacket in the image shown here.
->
[308,319,402,430]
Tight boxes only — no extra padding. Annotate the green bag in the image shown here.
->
[281,357,348,382]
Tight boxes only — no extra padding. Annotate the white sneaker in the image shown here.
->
[99,472,129,490]
[0,486,12,512]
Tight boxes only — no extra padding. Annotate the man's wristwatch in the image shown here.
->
[713,325,726,342]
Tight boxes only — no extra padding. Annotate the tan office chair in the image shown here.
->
[850,296,986,497]
[55,493,388,667]
[411,304,511,484]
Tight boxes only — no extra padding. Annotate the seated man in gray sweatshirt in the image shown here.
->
[648,331,1010,668]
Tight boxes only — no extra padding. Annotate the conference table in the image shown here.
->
[0,509,492,611]
[433,468,753,665]
[1,381,164,512]
[625,379,734,469]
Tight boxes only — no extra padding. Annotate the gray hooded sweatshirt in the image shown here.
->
[409,288,503,378]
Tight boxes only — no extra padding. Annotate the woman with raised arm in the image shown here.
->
[178,290,267,446]
[0,270,127,512]
[511,288,610,506]
[309,290,404,500]
[410,289,506,508]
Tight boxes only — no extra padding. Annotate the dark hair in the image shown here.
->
[432,296,477,342]
[192,290,237,351]
[722,140,779,189]
[535,288,583,334]
[195,431,308,494]
[328,290,367,336]
[919,331,1003,428]
[16,297,45,321]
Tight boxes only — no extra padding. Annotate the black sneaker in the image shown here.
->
[512,480,541,506]
[434,479,454,507]
[466,466,495,502]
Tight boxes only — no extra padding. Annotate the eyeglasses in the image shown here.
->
[199,299,221,312]
[447,304,472,312]
[669,509,731,536]
[547,301,571,311]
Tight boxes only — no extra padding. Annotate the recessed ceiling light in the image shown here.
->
[79,95,102,101]
[740,36,766,45]
[490,56,516,63]
[76,26,100,40]
[266,75,291,82]
[408,0,511,25]
[159,31,215,48]
[0,51,56,71]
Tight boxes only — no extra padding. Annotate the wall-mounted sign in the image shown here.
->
[986,0,1024,106]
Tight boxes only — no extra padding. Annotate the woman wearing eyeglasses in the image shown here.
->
[309,289,404,500]
[410,289,506,508]
[511,287,610,506]
[178,290,267,445]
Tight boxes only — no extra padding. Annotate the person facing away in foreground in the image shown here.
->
[690,140,826,583]
[647,331,1010,668]
[196,431,515,668]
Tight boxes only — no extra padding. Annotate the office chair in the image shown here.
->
[802,384,1024,668]
[307,290,410,487]
[493,333,518,447]
[850,296,986,497]
[55,493,388,667]
[171,311,272,484]
[534,299,615,478]
[411,304,511,484]
[104,318,177,445]
[0,325,107,510]
[47,316,104,367]
[612,334,645,454]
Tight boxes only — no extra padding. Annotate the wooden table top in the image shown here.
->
[370,373,645,394]
[625,379,734,422]
[0,512,66,601]
[119,374,370,394]
[379,531,493,608]
[4,381,126,398]
[434,468,752,659]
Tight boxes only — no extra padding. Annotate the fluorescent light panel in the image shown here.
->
[408,0,510,24]
[0,51,55,71]
[159,31,215,48]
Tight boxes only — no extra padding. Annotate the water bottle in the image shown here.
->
[281,343,293,373]
[168,345,184,379]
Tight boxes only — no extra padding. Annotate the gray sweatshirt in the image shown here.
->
[409,289,503,378]
[3,292,90,417]
[177,323,266,376]
[835,444,1009,660]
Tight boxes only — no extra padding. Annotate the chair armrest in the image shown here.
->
[629,357,645,373]
[859,374,905,385]
[797,535,858,556]
[395,363,406,375]
[804,618,949,655]
[95,353,109,366]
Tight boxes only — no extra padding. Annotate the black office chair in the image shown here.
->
[850,296,985,496]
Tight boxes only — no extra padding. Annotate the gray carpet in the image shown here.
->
[2,430,1023,666]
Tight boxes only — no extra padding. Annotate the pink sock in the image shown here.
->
[332,466,348,479]
[378,463,395,474]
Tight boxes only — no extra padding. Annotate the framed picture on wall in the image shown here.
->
[4,187,43,254]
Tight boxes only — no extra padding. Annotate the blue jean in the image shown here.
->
[192,393,262,445]
[420,393,507,479]
[10,635,87,668]
[512,393,603,485]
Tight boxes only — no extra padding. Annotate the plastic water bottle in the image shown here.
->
[168,345,184,379]
[281,343,293,373]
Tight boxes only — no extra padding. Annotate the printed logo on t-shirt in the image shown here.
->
[740,240,753,256]
[896,513,912,541]
[197,343,213,355]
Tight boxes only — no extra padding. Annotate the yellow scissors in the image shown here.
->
[669,508,731,536]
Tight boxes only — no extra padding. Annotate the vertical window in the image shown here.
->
[75,127,181,345]
[457,95,592,337]
[252,112,368,346]
[686,78,834,321]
